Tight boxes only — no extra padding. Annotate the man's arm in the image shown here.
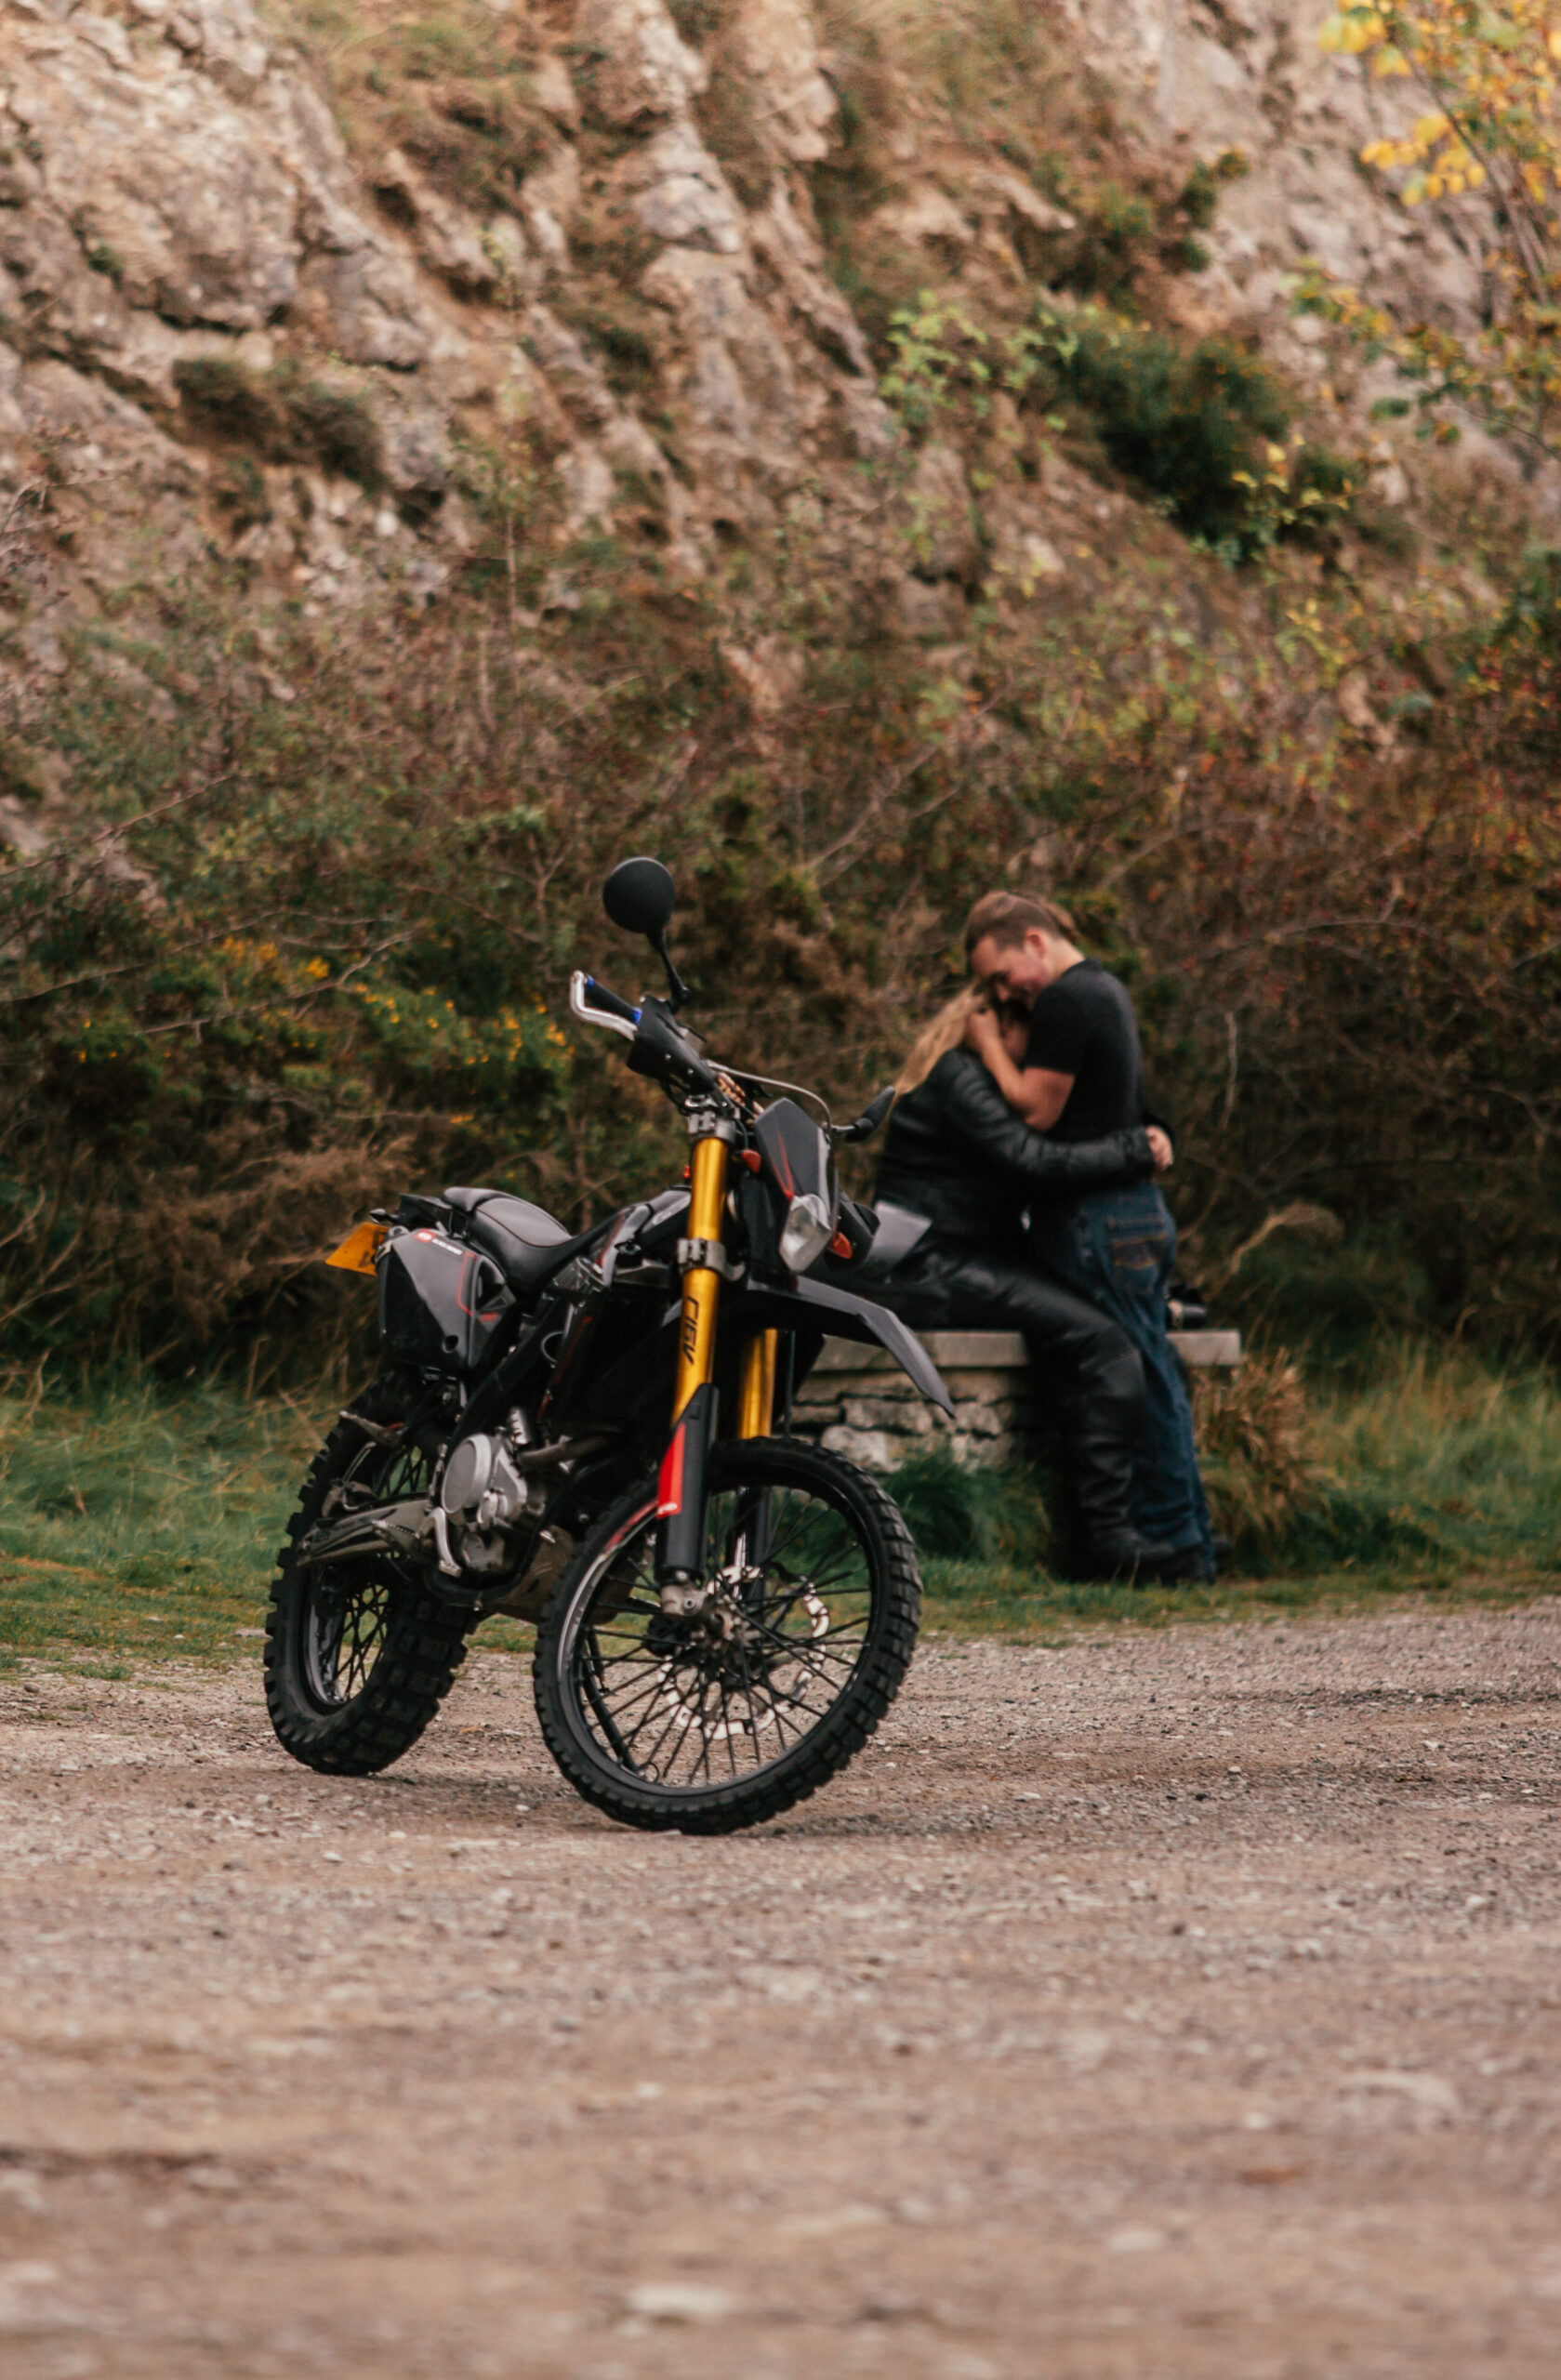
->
[964,1008,1073,1127]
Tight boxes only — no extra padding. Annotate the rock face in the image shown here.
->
[0,0,1500,707]
[2,2,438,393]
[0,0,915,649]
[1078,0,1485,368]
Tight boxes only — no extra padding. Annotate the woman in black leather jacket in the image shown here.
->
[871,995,1184,1580]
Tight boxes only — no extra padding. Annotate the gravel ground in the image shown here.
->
[2,1600,1559,2379]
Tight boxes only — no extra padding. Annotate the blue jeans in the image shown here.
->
[1031,1182,1215,1568]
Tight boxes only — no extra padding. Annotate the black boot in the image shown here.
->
[1063,1347,1182,1582]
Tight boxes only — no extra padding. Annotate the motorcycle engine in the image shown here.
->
[440,1412,531,1576]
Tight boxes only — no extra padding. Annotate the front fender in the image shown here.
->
[737,1276,954,1417]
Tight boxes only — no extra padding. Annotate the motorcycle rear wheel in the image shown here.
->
[264,1380,470,1775]
[532,1436,920,1834]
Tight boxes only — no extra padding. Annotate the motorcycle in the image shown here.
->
[263,857,953,1834]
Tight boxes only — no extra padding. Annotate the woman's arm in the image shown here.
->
[935,1053,1157,1190]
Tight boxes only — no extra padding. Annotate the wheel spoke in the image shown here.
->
[299,1435,430,1714]
[555,1463,891,1801]
[579,1629,641,1773]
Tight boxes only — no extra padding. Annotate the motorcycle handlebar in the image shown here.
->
[569,971,640,1040]
[567,972,746,1114]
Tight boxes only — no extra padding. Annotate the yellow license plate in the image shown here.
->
[324,1221,387,1276]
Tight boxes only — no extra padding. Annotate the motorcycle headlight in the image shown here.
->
[778,1190,833,1275]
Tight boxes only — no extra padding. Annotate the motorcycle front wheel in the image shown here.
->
[532,1436,920,1833]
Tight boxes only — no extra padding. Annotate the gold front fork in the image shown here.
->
[737,1329,778,1439]
[672,1130,731,1421]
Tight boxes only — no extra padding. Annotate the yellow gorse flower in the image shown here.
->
[1311,2,1561,459]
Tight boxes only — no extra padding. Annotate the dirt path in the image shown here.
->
[2,1601,1559,2379]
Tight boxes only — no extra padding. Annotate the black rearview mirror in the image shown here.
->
[834,1087,895,1146]
[602,857,676,939]
[602,856,689,1011]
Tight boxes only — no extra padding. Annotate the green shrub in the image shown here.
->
[557,300,661,399]
[174,356,284,448]
[1498,544,1561,654]
[1190,1350,1328,1550]
[209,454,271,534]
[881,296,1332,552]
[695,56,777,208]
[665,0,728,43]
[391,80,550,212]
[282,374,385,486]
[1288,442,1368,536]
[1061,324,1290,547]
[1221,1227,1438,1378]
[882,1442,1057,1567]
[1065,181,1158,299]
[174,360,383,489]
[0,595,572,1368]
[1179,148,1249,229]
[0,733,52,806]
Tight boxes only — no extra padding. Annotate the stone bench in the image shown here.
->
[791,1328,1241,1473]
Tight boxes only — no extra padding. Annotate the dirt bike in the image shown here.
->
[263,857,952,1833]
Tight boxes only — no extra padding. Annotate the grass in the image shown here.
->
[1,1349,1558,1676]
[257,0,551,217]
[0,1378,329,1675]
[918,1556,1559,1642]
[0,1374,538,1678]
[906,1342,1561,1638]
[1297,1347,1561,1572]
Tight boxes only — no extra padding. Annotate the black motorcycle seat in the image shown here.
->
[442,1187,574,1288]
[443,1185,495,1214]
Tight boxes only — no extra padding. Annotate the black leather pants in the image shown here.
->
[878,1233,1149,1563]
[880,1235,1144,1412]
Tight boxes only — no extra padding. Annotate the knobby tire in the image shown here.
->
[264,1376,470,1775]
[531,1436,920,1834]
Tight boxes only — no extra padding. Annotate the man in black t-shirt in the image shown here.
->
[962,890,1215,1581]
[961,894,1142,1138]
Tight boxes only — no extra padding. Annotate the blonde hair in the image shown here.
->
[894,985,986,1101]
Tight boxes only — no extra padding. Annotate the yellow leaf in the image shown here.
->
[1372,44,1411,75]
[1412,112,1450,147]
[1322,10,1382,52]
[1467,161,1487,187]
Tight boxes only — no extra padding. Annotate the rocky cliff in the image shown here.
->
[0,0,897,699]
[0,0,1498,785]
